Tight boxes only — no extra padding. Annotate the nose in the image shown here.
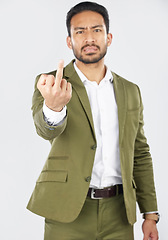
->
[84,31,95,44]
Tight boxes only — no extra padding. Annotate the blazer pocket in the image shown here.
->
[37,170,68,183]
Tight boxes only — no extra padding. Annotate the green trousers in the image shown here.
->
[44,194,134,240]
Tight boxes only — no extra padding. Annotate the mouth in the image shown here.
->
[82,45,99,54]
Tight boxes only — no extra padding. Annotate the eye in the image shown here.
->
[94,29,101,32]
[76,31,84,34]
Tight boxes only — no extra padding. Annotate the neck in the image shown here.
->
[75,58,106,84]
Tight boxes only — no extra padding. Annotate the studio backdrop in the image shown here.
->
[0,0,167,239]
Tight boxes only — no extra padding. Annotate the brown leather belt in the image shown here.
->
[87,184,123,199]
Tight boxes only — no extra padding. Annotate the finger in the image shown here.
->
[60,78,67,91]
[45,75,55,87]
[66,82,72,94]
[38,74,47,85]
[37,74,47,90]
[55,59,64,88]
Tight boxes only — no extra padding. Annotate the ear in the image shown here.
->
[66,36,72,49]
[107,33,113,47]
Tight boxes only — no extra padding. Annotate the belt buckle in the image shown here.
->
[91,189,103,199]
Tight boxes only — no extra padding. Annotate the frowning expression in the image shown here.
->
[67,11,112,64]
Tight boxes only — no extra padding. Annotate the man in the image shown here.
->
[27,2,159,239]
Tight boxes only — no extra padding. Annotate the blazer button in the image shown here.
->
[85,176,91,182]
[91,144,97,150]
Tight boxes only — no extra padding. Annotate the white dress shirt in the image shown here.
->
[43,63,122,188]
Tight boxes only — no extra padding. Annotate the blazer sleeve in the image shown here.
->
[31,74,67,141]
[133,86,158,213]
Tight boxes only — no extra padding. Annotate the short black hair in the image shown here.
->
[66,1,109,36]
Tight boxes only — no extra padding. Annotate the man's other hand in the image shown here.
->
[142,219,159,240]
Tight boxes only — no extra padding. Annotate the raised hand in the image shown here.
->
[37,60,72,112]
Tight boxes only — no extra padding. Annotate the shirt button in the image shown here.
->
[91,144,97,150]
[85,176,91,182]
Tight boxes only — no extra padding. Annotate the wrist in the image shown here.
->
[143,213,160,224]
[45,103,63,112]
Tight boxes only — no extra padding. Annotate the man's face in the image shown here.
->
[67,11,112,64]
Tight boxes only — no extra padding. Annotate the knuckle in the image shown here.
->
[48,74,55,80]
[40,74,46,78]
[39,74,47,81]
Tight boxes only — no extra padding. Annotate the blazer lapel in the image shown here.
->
[63,61,127,145]
[64,60,96,141]
[112,72,127,147]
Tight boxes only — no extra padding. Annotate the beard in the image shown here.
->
[71,44,107,64]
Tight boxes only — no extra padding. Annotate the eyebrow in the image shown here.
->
[74,25,104,31]
[91,25,103,29]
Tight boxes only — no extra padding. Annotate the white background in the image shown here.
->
[0,0,167,239]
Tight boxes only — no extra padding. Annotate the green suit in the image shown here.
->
[27,60,158,225]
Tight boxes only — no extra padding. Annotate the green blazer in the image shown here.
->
[27,60,158,225]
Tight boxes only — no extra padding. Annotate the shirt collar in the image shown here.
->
[74,62,113,84]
